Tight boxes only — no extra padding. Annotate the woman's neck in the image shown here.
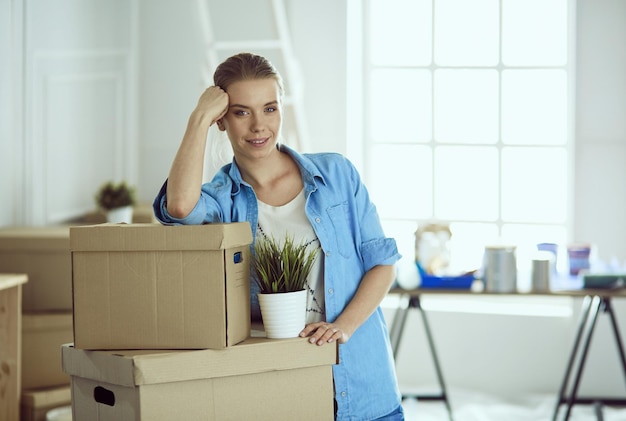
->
[237,149,303,206]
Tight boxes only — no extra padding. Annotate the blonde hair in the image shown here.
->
[213,52,284,97]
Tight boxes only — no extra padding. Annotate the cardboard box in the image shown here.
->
[62,336,338,421]
[22,312,73,390]
[0,227,71,311]
[0,273,28,421]
[70,223,252,350]
[20,386,71,421]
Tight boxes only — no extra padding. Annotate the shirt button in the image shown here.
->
[341,391,347,397]
[328,288,334,295]
[315,217,321,223]
[325,251,331,257]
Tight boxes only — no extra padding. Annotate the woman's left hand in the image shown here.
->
[300,322,350,346]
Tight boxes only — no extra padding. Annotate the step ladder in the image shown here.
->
[196,0,309,155]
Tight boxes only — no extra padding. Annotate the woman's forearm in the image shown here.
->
[166,112,212,218]
[166,87,229,218]
[333,264,396,340]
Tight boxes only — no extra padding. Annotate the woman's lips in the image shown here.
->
[247,137,268,145]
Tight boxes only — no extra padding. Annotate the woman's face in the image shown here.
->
[219,78,282,162]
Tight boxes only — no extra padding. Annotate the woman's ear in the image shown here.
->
[216,119,225,131]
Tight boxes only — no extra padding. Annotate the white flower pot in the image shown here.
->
[258,289,307,339]
[106,206,133,224]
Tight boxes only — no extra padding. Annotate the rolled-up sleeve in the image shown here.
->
[360,237,401,272]
[152,180,223,225]
[342,157,401,271]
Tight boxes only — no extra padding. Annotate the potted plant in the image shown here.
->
[95,181,137,223]
[253,234,319,338]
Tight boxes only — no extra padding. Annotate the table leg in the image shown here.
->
[390,294,410,360]
[389,294,454,421]
[414,296,454,421]
[552,295,594,421]
[563,295,603,420]
[605,298,626,389]
[594,401,604,421]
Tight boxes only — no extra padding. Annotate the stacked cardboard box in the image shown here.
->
[22,312,73,390]
[0,273,29,421]
[0,226,72,311]
[0,227,75,421]
[64,223,338,420]
[69,223,252,350]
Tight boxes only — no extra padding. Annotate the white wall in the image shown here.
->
[1,0,625,401]
[137,0,205,205]
[2,0,136,225]
[0,0,20,224]
[575,0,626,263]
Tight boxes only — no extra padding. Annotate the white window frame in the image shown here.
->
[348,0,577,315]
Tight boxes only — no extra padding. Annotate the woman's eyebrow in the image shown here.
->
[229,100,279,109]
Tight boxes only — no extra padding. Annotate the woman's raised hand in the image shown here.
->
[195,86,229,126]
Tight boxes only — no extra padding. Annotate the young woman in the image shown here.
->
[153,53,404,421]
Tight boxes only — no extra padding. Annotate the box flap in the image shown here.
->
[61,337,338,386]
[0,226,70,251]
[62,344,139,387]
[69,223,252,251]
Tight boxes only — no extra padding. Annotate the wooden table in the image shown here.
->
[0,273,28,421]
[388,287,626,421]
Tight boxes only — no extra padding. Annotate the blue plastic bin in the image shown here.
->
[416,262,474,289]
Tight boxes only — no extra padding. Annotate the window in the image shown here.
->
[355,0,574,283]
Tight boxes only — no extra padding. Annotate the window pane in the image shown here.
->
[501,147,567,223]
[370,144,432,219]
[370,69,432,143]
[434,69,499,144]
[361,0,571,295]
[502,70,567,145]
[449,222,500,272]
[434,146,499,220]
[369,0,432,66]
[381,220,420,266]
[502,0,567,66]
[435,0,499,66]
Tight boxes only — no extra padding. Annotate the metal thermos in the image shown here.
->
[483,245,517,292]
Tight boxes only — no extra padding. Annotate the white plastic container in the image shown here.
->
[47,405,72,421]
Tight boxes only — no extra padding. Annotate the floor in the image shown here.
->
[401,389,626,421]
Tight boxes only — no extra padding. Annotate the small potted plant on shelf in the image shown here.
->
[253,234,319,338]
[95,180,137,224]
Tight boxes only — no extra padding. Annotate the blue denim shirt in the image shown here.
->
[153,144,402,420]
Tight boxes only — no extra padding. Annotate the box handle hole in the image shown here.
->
[233,251,243,264]
[94,386,116,406]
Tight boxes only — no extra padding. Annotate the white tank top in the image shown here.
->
[257,189,325,323]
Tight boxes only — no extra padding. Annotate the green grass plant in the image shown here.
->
[253,234,319,294]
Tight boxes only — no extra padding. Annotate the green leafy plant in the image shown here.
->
[253,234,319,294]
[95,181,137,210]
